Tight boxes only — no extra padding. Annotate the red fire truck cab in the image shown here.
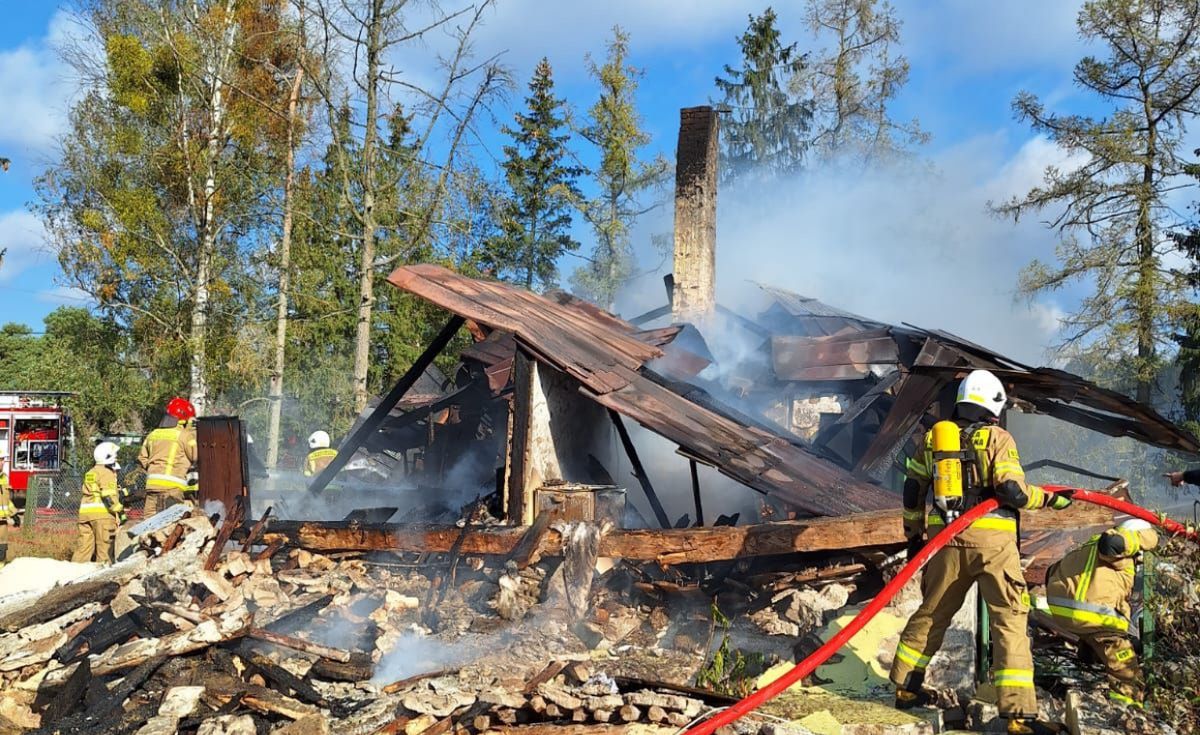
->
[0,391,74,501]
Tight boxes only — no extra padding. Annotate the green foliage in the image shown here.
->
[571,27,670,310]
[1145,538,1200,731]
[714,7,813,181]
[0,308,152,444]
[800,0,927,163]
[993,0,1200,403]
[695,603,766,698]
[489,58,583,291]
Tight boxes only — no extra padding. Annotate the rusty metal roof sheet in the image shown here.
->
[388,264,896,516]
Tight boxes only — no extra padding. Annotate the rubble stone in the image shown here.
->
[273,714,331,735]
[197,714,257,735]
[160,685,206,717]
[135,715,181,735]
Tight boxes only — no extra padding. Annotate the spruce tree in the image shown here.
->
[715,8,813,181]
[491,58,583,291]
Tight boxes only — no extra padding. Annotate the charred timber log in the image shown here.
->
[260,508,1092,562]
[261,511,908,561]
[0,580,119,633]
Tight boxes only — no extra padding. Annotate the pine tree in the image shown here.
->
[993,0,1200,404]
[714,8,813,181]
[572,28,670,310]
[490,58,583,291]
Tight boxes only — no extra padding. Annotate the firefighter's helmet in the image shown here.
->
[956,370,1007,418]
[167,397,196,421]
[308,431,331,449]
[93,441,120,468]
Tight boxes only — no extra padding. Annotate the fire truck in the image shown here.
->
[0,391,74,504]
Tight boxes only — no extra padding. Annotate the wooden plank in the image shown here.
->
[205,495,246,571]
[263,511,907,561]
[771,333,898,378]
[853,338,961,476]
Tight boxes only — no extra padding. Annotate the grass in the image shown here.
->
[5,525,76,561]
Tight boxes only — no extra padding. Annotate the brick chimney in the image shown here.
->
[672,106,719,324]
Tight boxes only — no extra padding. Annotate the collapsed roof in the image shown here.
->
[374,266,1195,521]
[388,264,896,516]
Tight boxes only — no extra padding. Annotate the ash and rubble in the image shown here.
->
[0,501,1174,735]
[0,501,934,735]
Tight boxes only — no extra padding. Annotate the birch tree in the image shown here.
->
[993,0,1200,404]
[300,0,506,413]
[37,0,268,414]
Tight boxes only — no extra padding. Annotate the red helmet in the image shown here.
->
[166,397,196,421]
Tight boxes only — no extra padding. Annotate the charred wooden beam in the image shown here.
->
[247,627,352,662]
[609,410,671,529]
[205,495,246,571]
[308,315,465,494]
[0,580,118,633]
[262,510,909,561]
[689,460,703,527]
[310,651,374,682]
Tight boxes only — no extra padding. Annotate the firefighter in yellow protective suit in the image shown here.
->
[1044,518,1158,707]
[890,370,1073,735]
[138,397,198,515]
[0,445,13,568]
[304,430,337,478]
[72,442,124,564]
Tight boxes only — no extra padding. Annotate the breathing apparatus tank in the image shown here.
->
[931,420,964,516]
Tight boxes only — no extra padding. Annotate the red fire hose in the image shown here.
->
[682,487,1197,735]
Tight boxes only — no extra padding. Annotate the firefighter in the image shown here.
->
[1044,518,1158,707]
[137,397,198,515]
[304,431,337,478]
[890,369,1073,735]
[0,445,12,568]
[72,442,124,564]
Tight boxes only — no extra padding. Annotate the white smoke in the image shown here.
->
[617,134,1083,366]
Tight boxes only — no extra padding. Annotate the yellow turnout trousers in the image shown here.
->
[143,487,184,517]
[890,541,1036,718]
[72,517,116,564]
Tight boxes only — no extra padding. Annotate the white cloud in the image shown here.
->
[0,10,80,155]
[0,209,48,283]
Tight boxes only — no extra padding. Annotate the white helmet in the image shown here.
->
[956,369,1007,418]
[308,430,331,449]
[1118,518,1153,533]
[93,441,120,468]
[0,444,7,459]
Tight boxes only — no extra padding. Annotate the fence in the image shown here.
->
[20,470,148,536]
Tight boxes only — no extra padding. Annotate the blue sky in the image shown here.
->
[0,1,1105,362]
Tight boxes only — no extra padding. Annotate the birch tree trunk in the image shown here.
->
[352,0,383,414]
[267,67,305,469]
[189,0,238,416]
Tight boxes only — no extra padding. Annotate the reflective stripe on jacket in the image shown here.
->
[79,464,121,520]
[0,472,11,520]
[304,448,338,478]
[1045,527,1159,632]
[903,423,1049,547]
[138,421,197,489]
